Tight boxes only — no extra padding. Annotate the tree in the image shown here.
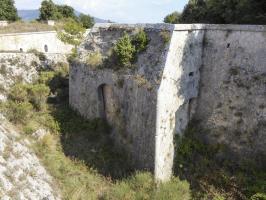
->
[56,5,76,20]
[79,14,95,29]
[164,11,181,24]
[57,18,85,46]
[0,0,19,21]
[164,0,266,25]
[39,0,57,20]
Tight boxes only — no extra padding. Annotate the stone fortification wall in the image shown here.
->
[70,23,266,181]
[0,31,73,54]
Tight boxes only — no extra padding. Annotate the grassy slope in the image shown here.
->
[0,60,265,199]
[0,21,55,34]
[0,66,191,200]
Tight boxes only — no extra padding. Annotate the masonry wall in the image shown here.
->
[70,24,173,170]
[193,26,266,164]
[70,24,266,181]
[155,29,204,181]
[0,31,73,54]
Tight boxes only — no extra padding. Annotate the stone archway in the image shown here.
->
[98,84,117,125]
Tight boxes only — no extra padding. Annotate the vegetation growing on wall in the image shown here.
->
[113,33,136,68]
[112,29,149,69]
[85,51,103,69]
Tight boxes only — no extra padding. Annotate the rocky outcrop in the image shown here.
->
[0,53,68,101]
[0,116,60,200]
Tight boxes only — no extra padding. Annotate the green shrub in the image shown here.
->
[0,64,8,76]
[54,62,69,76]
[28,84,50,111]
[57,18,85,46]
[4,101,33,124]
[85,51,103,69]
[28,49,47,61]
[132,29,149,53]
[8,83,29,102]
[67,47,78,63]
[251,193,266,200]
[113,33,136,68]
[39,71,56,85]
[160,31,171,44]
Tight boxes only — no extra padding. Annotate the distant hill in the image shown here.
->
[18,9,108,23]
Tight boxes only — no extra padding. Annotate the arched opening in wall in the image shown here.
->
[44,45,48,52]
[98,84,117,124]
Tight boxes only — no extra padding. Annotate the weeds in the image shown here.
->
[174,124,266,200]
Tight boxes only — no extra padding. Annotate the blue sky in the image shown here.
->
[15,0,188,23]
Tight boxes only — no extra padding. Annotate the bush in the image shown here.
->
[113,34,136,68]
[4,101,33,124]
[27,48,47,61]
[251,193,266,200]
[0,64,8,76]
[132,29,149,53]
[57,18,85,46]
[39,71,56,85]
[79,14,95,29]
[86,51,103,69]
[8,83,29,102]
[28,84,50,111]
[67,48,78,63]
[160,31,171,44]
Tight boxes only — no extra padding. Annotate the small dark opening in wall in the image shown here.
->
[44,45,48,52]
[19,48,23,52]
[189,72,194,77]
[227,43,230,48]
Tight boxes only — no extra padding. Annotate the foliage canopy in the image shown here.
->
[165,0,266,24]
[0,0,19,21]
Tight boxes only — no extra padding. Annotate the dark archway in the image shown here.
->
[98,84,117,125]
[44,45,48,52]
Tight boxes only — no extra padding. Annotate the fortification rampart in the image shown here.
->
[70,23,266,181]
[0,31,73,54]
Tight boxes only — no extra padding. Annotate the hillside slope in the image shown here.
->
[0,116,60,199]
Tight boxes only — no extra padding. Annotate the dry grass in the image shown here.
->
[0,21,55,34]
[85,51,103,69]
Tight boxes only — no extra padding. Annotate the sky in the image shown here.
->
[14,0,188,23]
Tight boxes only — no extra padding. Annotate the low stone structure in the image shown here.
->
[47,20,55,26]
[0,21,8,27]
[70,23,266,181]
[0,31,73,54]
